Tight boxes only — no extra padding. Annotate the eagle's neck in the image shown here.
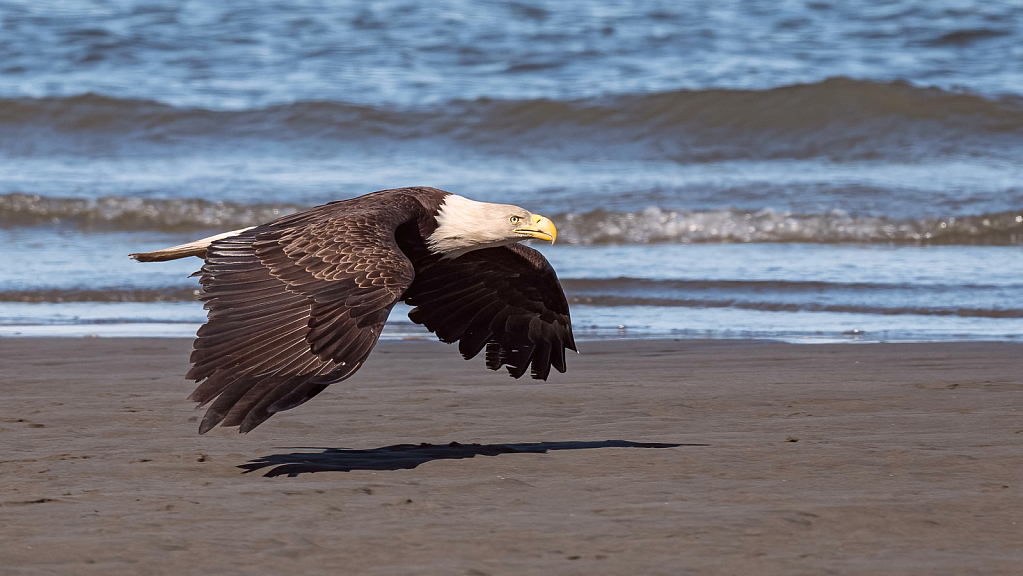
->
[426,195,518,259]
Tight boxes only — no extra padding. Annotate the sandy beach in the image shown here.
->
[1,337,1021,575]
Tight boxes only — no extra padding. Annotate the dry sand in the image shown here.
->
[1,337,1021,575]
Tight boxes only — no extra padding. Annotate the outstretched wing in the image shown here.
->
[404,243,575,379]
[188,212,414,433]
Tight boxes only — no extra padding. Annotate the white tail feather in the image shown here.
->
[129,227,255,262]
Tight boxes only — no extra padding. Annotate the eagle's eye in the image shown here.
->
[509,216,521,224]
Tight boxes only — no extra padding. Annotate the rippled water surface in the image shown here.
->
[1,0,1021,341]
[4,0,1023,106]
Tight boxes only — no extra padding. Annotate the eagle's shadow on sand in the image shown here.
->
[241,440,706,477]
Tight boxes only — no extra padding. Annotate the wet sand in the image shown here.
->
[1,337,1021,575]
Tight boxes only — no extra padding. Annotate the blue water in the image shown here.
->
[1,0,1022,341]
[2,228,1019,341]
[4,0,1023,107]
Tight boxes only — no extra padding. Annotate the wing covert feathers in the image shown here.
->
[188,201,416,434]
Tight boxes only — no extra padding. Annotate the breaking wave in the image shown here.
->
[2,78,1021,161]
[2,193,1021,244]
[0,193,303,232]
[557,207,1023,245]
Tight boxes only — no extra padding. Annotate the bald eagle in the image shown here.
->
[131,187,575,433]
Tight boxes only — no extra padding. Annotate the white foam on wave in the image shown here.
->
[557,207,1023,245]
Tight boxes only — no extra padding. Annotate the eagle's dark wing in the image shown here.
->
[404,243,575,380]
[188,213,414,433]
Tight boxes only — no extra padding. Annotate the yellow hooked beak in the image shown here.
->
[515,214,557,244]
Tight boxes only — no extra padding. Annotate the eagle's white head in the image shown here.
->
[427,194,557,258]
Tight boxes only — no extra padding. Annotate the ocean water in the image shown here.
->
[1,0,1021,342]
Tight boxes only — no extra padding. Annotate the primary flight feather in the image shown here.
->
[131,187,575,433]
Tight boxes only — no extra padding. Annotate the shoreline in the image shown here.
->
[3,329,1022,345]
[2,338,1021,574]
